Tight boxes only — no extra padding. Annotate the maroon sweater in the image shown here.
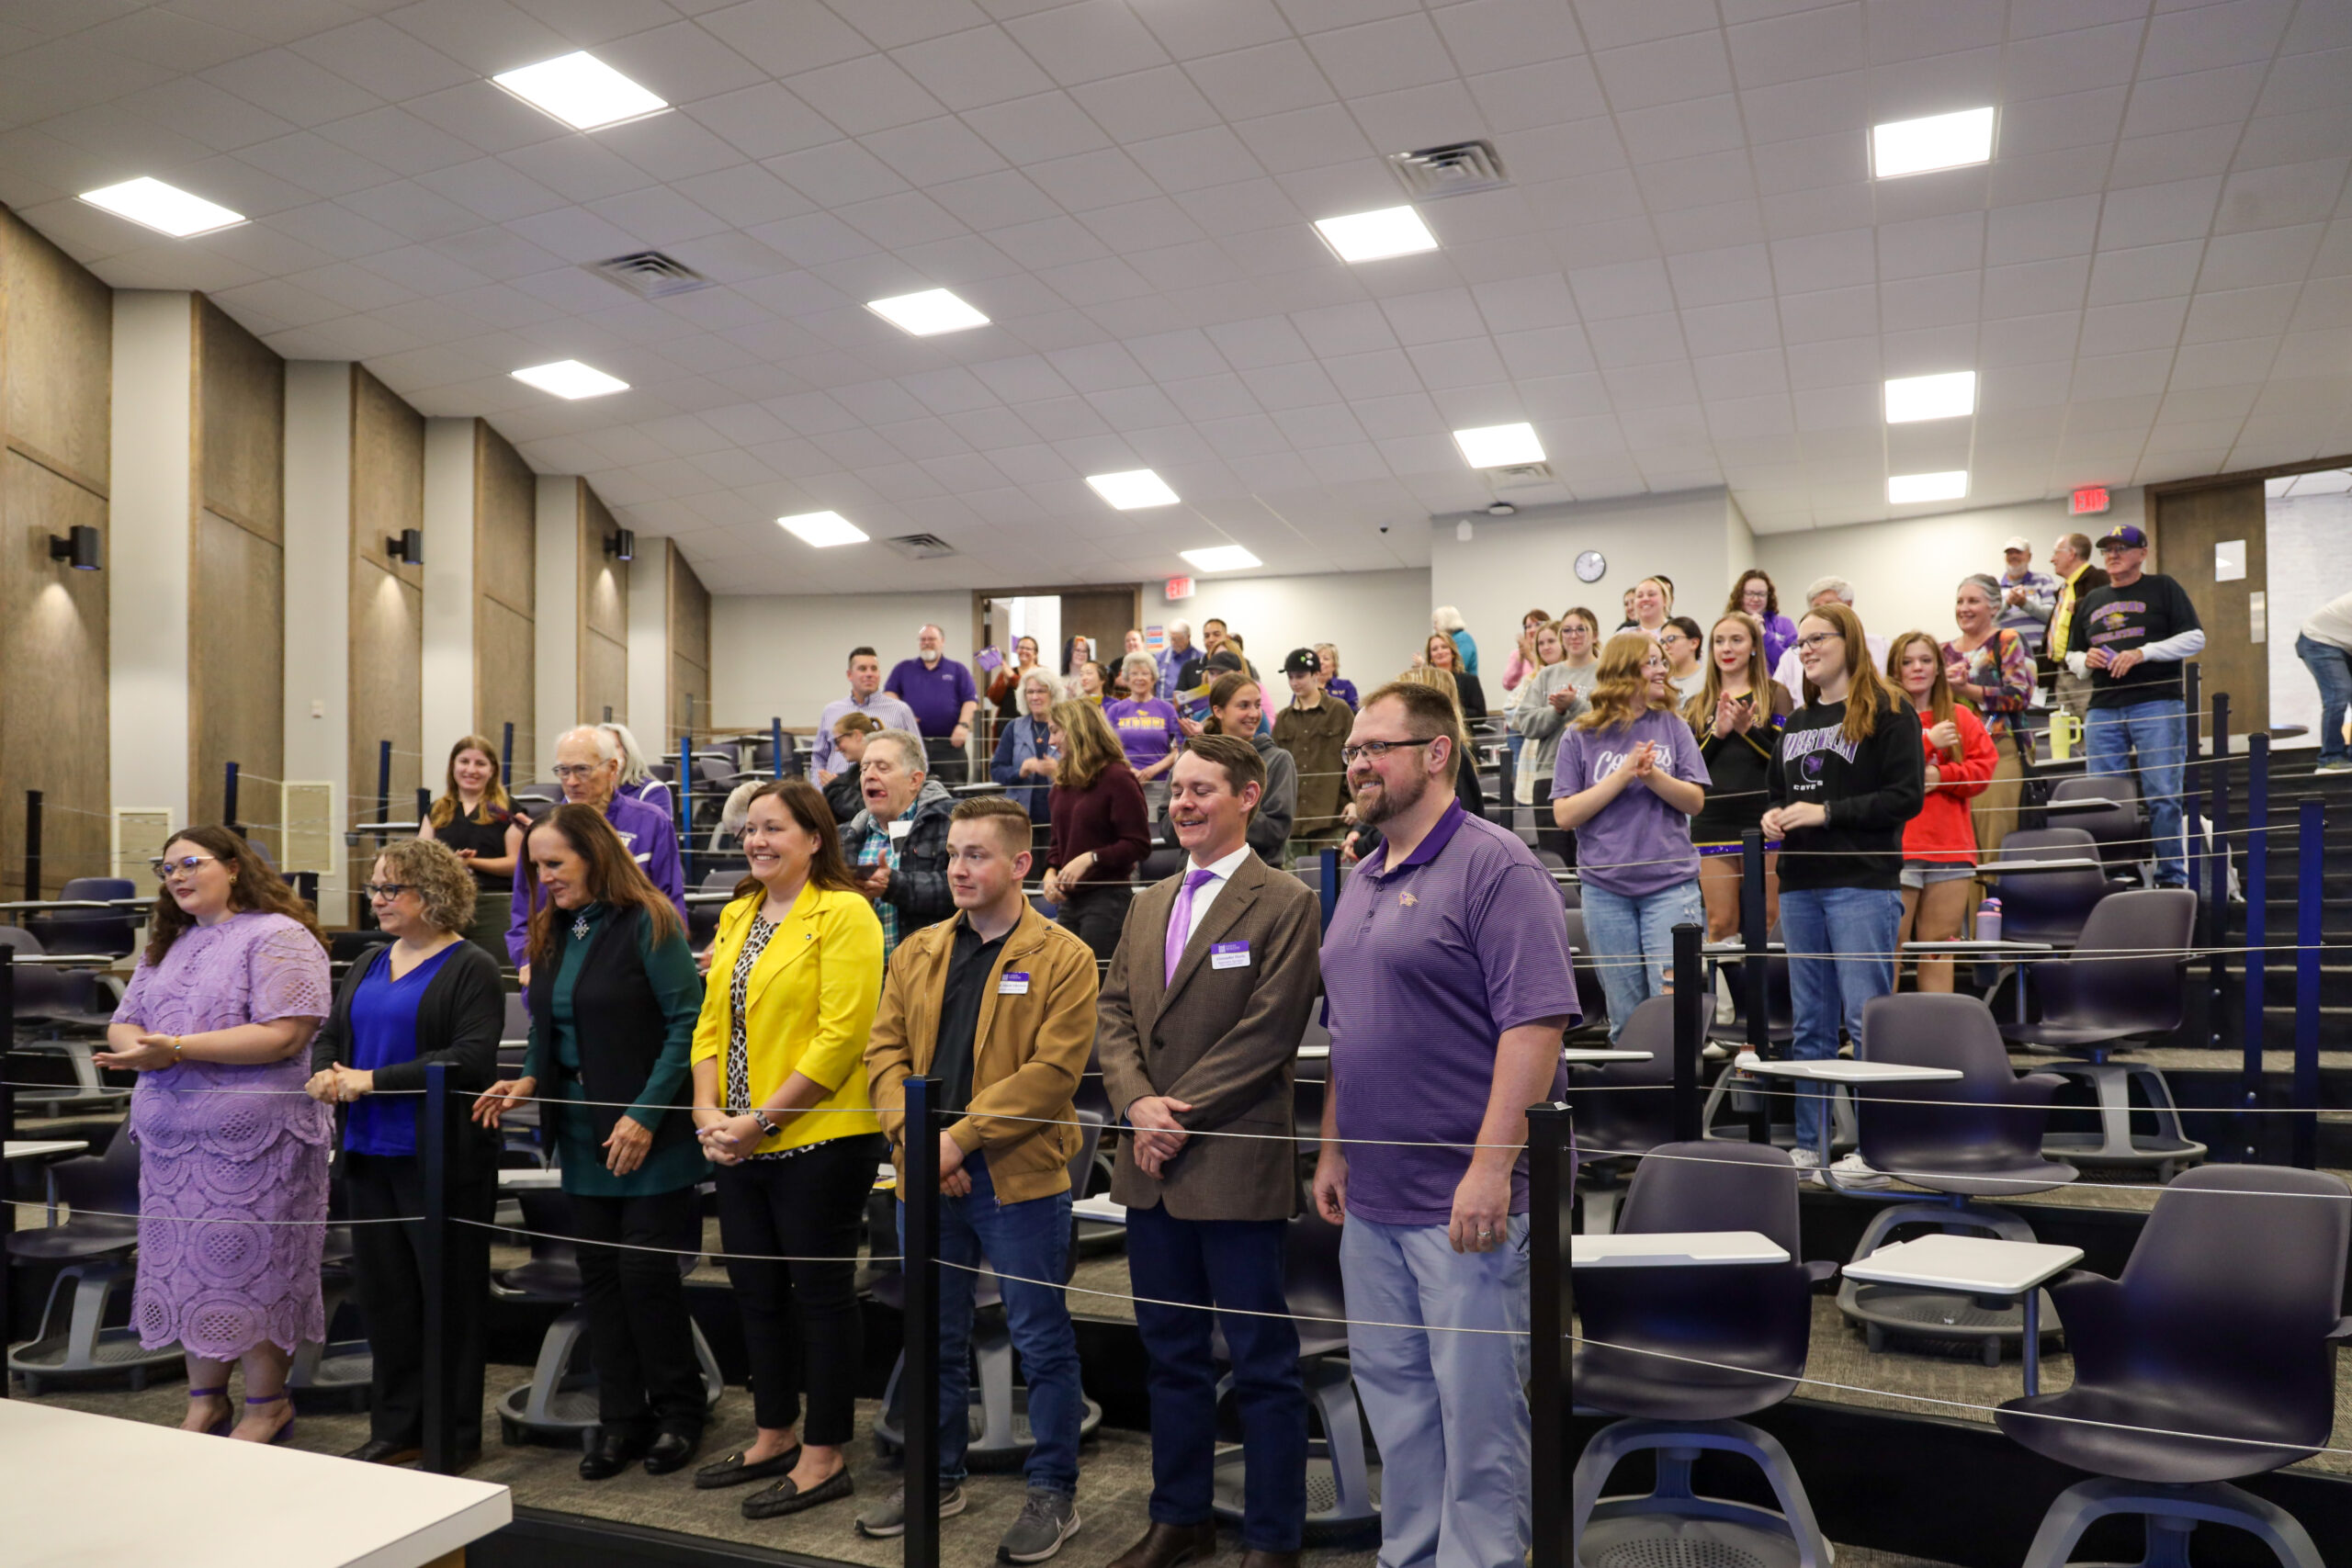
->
[1049,760,1151,885]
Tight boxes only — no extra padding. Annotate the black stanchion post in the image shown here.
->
[902,1076,943,1568]
[415,786,431,828]
[676,735,695,889]
[501,721,514,785]
[1671,922,1702,1142]
[1317,847,1340,935]
[2241,734,2268,1160]
[1527,1100,1576,1568]
[2292,796,2323,1171]
[2207,695,2231,1056]
[1,946,14,1400]
[771,716,786,780]
[1496,737,1516,822]
[1739,828,1770,1142]
[23,789,40,900]
[292,871,318,910]
[223,761,242,834]
[602,705,613,723]
[421,1062,454,1472]
[377,740,394,829]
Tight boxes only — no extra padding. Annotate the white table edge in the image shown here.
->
[345,1490,514,1568]
[1841,1236,2085,1294]
[1736,1060,1963,1082]
[1570,1230,1790,1267]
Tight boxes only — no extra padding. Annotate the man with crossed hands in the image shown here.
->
[1096,733,1324,1568]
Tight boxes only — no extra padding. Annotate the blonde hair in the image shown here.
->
[1577,632,1672,734]
[1048,698,1125,792]
[1885,630,1956,728]
[1683,612,1770,735]
[1798,603,1896,745]
[369,838,478,936]
[1393,664,1468,774]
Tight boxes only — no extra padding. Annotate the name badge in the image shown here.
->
[999,972,1031,995]
[1210,942,1250,970]
[888,818,912,840]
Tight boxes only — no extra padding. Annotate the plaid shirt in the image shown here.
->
[860,817,909,958]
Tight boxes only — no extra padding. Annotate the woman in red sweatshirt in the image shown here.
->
[1887,630,1997,991]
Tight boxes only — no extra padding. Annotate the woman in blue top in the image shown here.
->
[308,838,504,1467]
[1433,604,1478,674]
[989,666,1061,843]
[478,804,708,1483]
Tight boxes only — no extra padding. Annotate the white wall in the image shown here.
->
[710,589,971,730]
[1430,489,1744,671]
[1142,568,1430,697]
[419,418,475,754]
[108,291,194,825]
[2266,489,2352,748]
[281,360,352,895]
[1753,491,2143,651]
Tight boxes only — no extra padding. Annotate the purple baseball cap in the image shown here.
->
[2096,523,2148,549]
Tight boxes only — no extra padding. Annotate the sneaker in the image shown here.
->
[2315,761,2352,775]
[1828,1153,1893,1190]
[998,1487,1081,1564]
[854,1482,966,1539]
[1789,1146,1823,1184]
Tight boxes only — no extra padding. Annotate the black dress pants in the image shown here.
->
[1057,884,1127,961]
[571,1185,706,1436]
[713,1133,885,1443]
[344,1150,496,1452]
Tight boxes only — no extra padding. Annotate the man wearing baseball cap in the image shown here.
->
[1996,535,2058,649]
[2064,524,2204,887]
[1272,649,1351,855]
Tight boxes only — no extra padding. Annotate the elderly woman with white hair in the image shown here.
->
[990,665,1062,840]
[504,726,686,983]
[1770,576,1891,699]
[1942,572,2036,860]
[1104,651,1185,817]
[1432,604,1479,675]
[598,721,674,818]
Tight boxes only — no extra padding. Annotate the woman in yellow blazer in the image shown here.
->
[688,778,884,1519]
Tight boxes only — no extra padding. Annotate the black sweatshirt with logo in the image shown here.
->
[1767,692,1926,891]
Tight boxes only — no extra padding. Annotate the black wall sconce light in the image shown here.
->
[49,525,102,571]
[605,527,636,561]
[388,527,424,565]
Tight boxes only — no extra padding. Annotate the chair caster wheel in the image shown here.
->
[2155,1162,2175,1182]
[1981,1338,2002,1369]
[1865,1324,1885,1353]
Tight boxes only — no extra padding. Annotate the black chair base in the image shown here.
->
[2019,1477,2323,1568]
[1837,1199,2060,1364]
[495,1305,725,1446]
[6,1258,181,1393]
[1570,1416,1830,1568]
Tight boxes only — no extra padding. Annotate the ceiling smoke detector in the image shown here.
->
[1387,140,1510,200]
[588,251,713,299]
[884,533,958,560]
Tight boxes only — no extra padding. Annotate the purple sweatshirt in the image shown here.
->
[506,791,687,965]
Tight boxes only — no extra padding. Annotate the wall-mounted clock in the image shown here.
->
[1576,549,1607,582]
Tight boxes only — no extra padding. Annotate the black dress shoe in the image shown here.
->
[343,1438,422,1466]
[580,1429,651,1482]
[695,1445,802,1490]
[741,1465,855,1519]
[643,1429,703,1476]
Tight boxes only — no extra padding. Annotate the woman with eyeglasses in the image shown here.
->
[305,838,503,1467]
[1728,570,1798,678]
[1658,615,1708,703]
[1760,604,1926,1185]
[96,827,333,1445]
[987,635,1045,724]
[475,805,709,1482]
[1551,635,1711,1040]
[419,734,524,957]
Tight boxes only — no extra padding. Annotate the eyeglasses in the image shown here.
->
[359,883,414,901]
[549,763,605,781]
[1340,739,1438,766]
[1795,632,1844,651]
[151,854,219,881]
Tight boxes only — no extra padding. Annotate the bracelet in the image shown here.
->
[168,1036,185,1059]
[750,1109,777,1137]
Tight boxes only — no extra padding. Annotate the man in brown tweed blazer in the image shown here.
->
[1096,732,1323,1568]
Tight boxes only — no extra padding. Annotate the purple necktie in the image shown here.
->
[1165,867,1218,987]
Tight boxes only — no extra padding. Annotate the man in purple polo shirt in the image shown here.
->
[1313,681,1577,1568]
[507,725,686,984]
[886,624,979,786]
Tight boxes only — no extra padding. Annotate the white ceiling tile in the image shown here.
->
[1430,0,1586,73]
[1232,104,1377,175]
[2085,239,2204,306]
[1591,30,1736,112]
[1587,312,1689,367]
[1466,55,1607,132]
[765,140,914,209]
[890,26,1059,110]
[2136,0,2292,80]
[2181,282,2300,344]
[1776,284,1876,343]
[1302,13,1455,96]
[1681,298,1781,351]
[2216,157,2352,234]
[1878,271,1978,331]
[595,20,773,102]
[1736,70,1866,143]
[1574,0,1722,52]
[1001,0,1172,86]
[1724,4,1864,89]
[2109,126,2244,190]
[2098,176,2224,249]
[1183,39,1340,119]
[783,56,947,137]
[700,0,873,74]
[2079,296,2191,357]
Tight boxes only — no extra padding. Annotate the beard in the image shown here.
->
[1353,765,1429,829]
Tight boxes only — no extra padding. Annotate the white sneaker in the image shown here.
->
[2316,761,2352,775]
[1789,1146,1823,1184]
[1828,1153,1893,1190]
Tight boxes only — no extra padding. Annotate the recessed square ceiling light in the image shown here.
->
[1313,205,1439,264]
[511,360,628,400]
[492,51,668,131]
[777,511,868,548]
[1453,422,1545,468]
[1888,470,1969,504]
[866,288,989,336]
[1087,469,1181,509]
[1871,107,1996,178]
[1182,546,1261,573]
[1883,370,1977,423]
[77,177,245,238]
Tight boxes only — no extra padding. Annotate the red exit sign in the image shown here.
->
[2069,486,2110,515]
[1165,575,1194,601]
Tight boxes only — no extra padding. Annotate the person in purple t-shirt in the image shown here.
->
[1313,680,1577,1568]
[1551,633,1710,1042]
[884,624,979,785]
[1103,653,1185,815]
[507,727,685,984]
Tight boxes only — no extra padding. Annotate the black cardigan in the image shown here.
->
[311,939,505,1172]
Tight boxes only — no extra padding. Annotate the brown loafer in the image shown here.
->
[1106,1520,1218,1568]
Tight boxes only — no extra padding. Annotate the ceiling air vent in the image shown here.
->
[1387,140,1510,200]
[885,533,958,560]
[587,251,712,299]
[1487,462,1555,488]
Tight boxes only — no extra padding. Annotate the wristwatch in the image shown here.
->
[749,1109,778,1138]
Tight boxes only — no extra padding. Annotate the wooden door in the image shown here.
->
[2145,480,2267,730]
[1057,588,1141,676]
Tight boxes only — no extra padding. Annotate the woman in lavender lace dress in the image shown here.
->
[96,826,333,1444]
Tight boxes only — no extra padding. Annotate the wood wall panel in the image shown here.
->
[3,209,110,491]
[668,544,711,743]
[2148,480,2269,730]
[347,366,424,825]
[197,299,282,542]
[0,206,109,898]
[192,510,284,857]
[474,422,534,749]
[582,629,629,730]
[579,483,628,723]
[0,457,108,893]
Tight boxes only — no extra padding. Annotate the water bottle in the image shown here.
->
[1976,897,2003,944]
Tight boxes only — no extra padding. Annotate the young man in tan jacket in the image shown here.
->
[862,795,1097,1562]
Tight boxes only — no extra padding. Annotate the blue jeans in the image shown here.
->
[1579,877,1703,1043]
[1127,1203,1306,1550]
[1340,1213,1531,1568]
[2084,699,2188,886]
[1778,886,1900,1152]
[2298,634,2352,764]
[896,1153,1081,1494]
